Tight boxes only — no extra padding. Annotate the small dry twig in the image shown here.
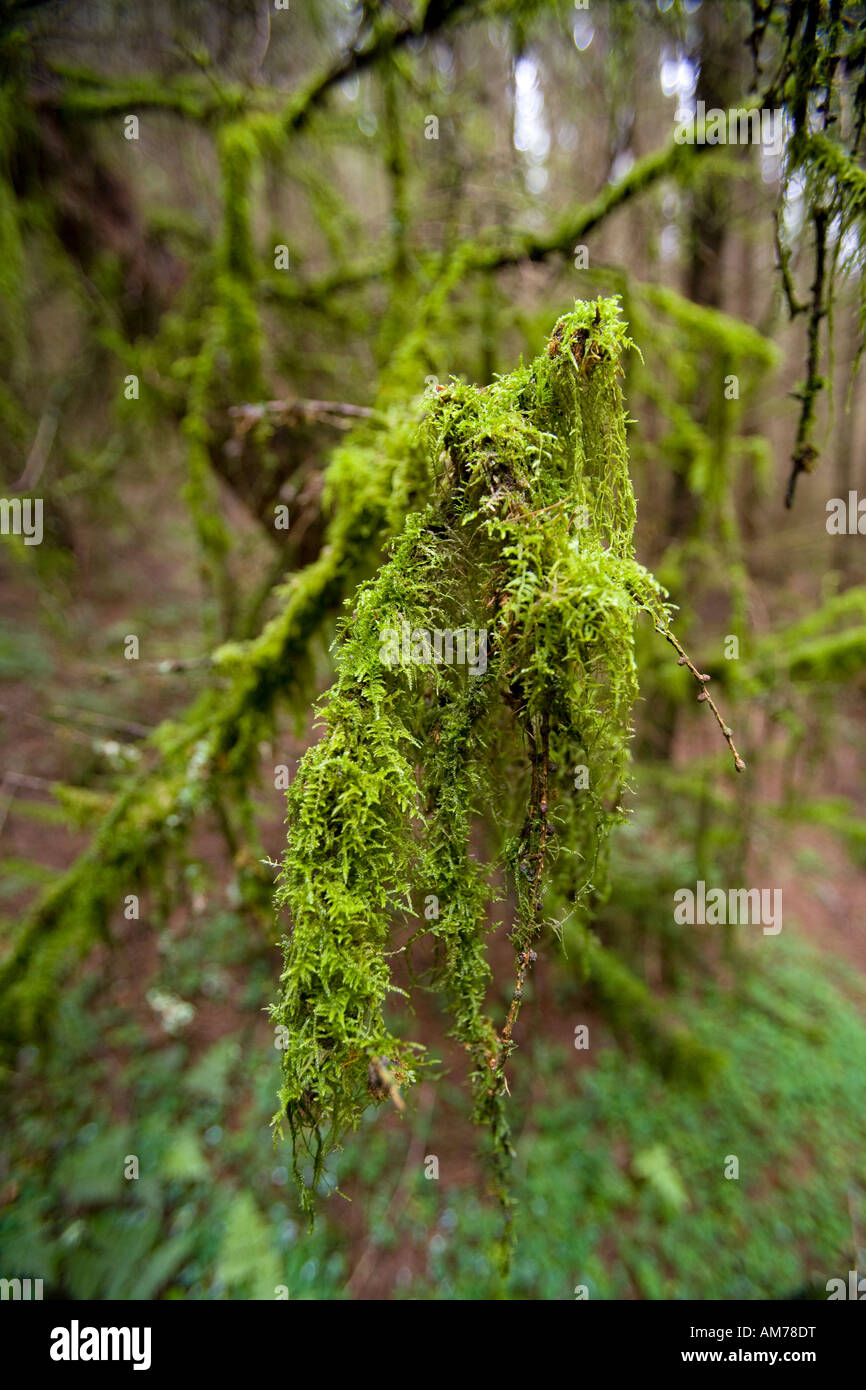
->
[229,398,376,437]
[656,626,746,773]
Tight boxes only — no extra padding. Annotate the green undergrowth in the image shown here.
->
[377,934,866,1300]
[0,907,346,1301]
[3,918,864,1300]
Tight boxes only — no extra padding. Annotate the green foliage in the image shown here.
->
[560,914,726,1090]
[4,870,866,1301]
[0,907,345,1300]
[402,938,866,1299]
[746,587,866,689]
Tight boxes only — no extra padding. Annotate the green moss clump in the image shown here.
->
[271,298,673,1224]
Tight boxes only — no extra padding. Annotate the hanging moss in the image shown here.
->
[751,0,866,503]
[272,298,686,1230]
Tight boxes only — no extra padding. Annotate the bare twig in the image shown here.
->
[48,705,152,738]
[0,704,105,749]
[229,398,376,436]
[17,405,60,491]
[656,626,746,773]
[0,770,58,792]
[0,770,68,834]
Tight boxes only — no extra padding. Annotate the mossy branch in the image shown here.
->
[271,298,722,1237]
[264,133,727,312]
